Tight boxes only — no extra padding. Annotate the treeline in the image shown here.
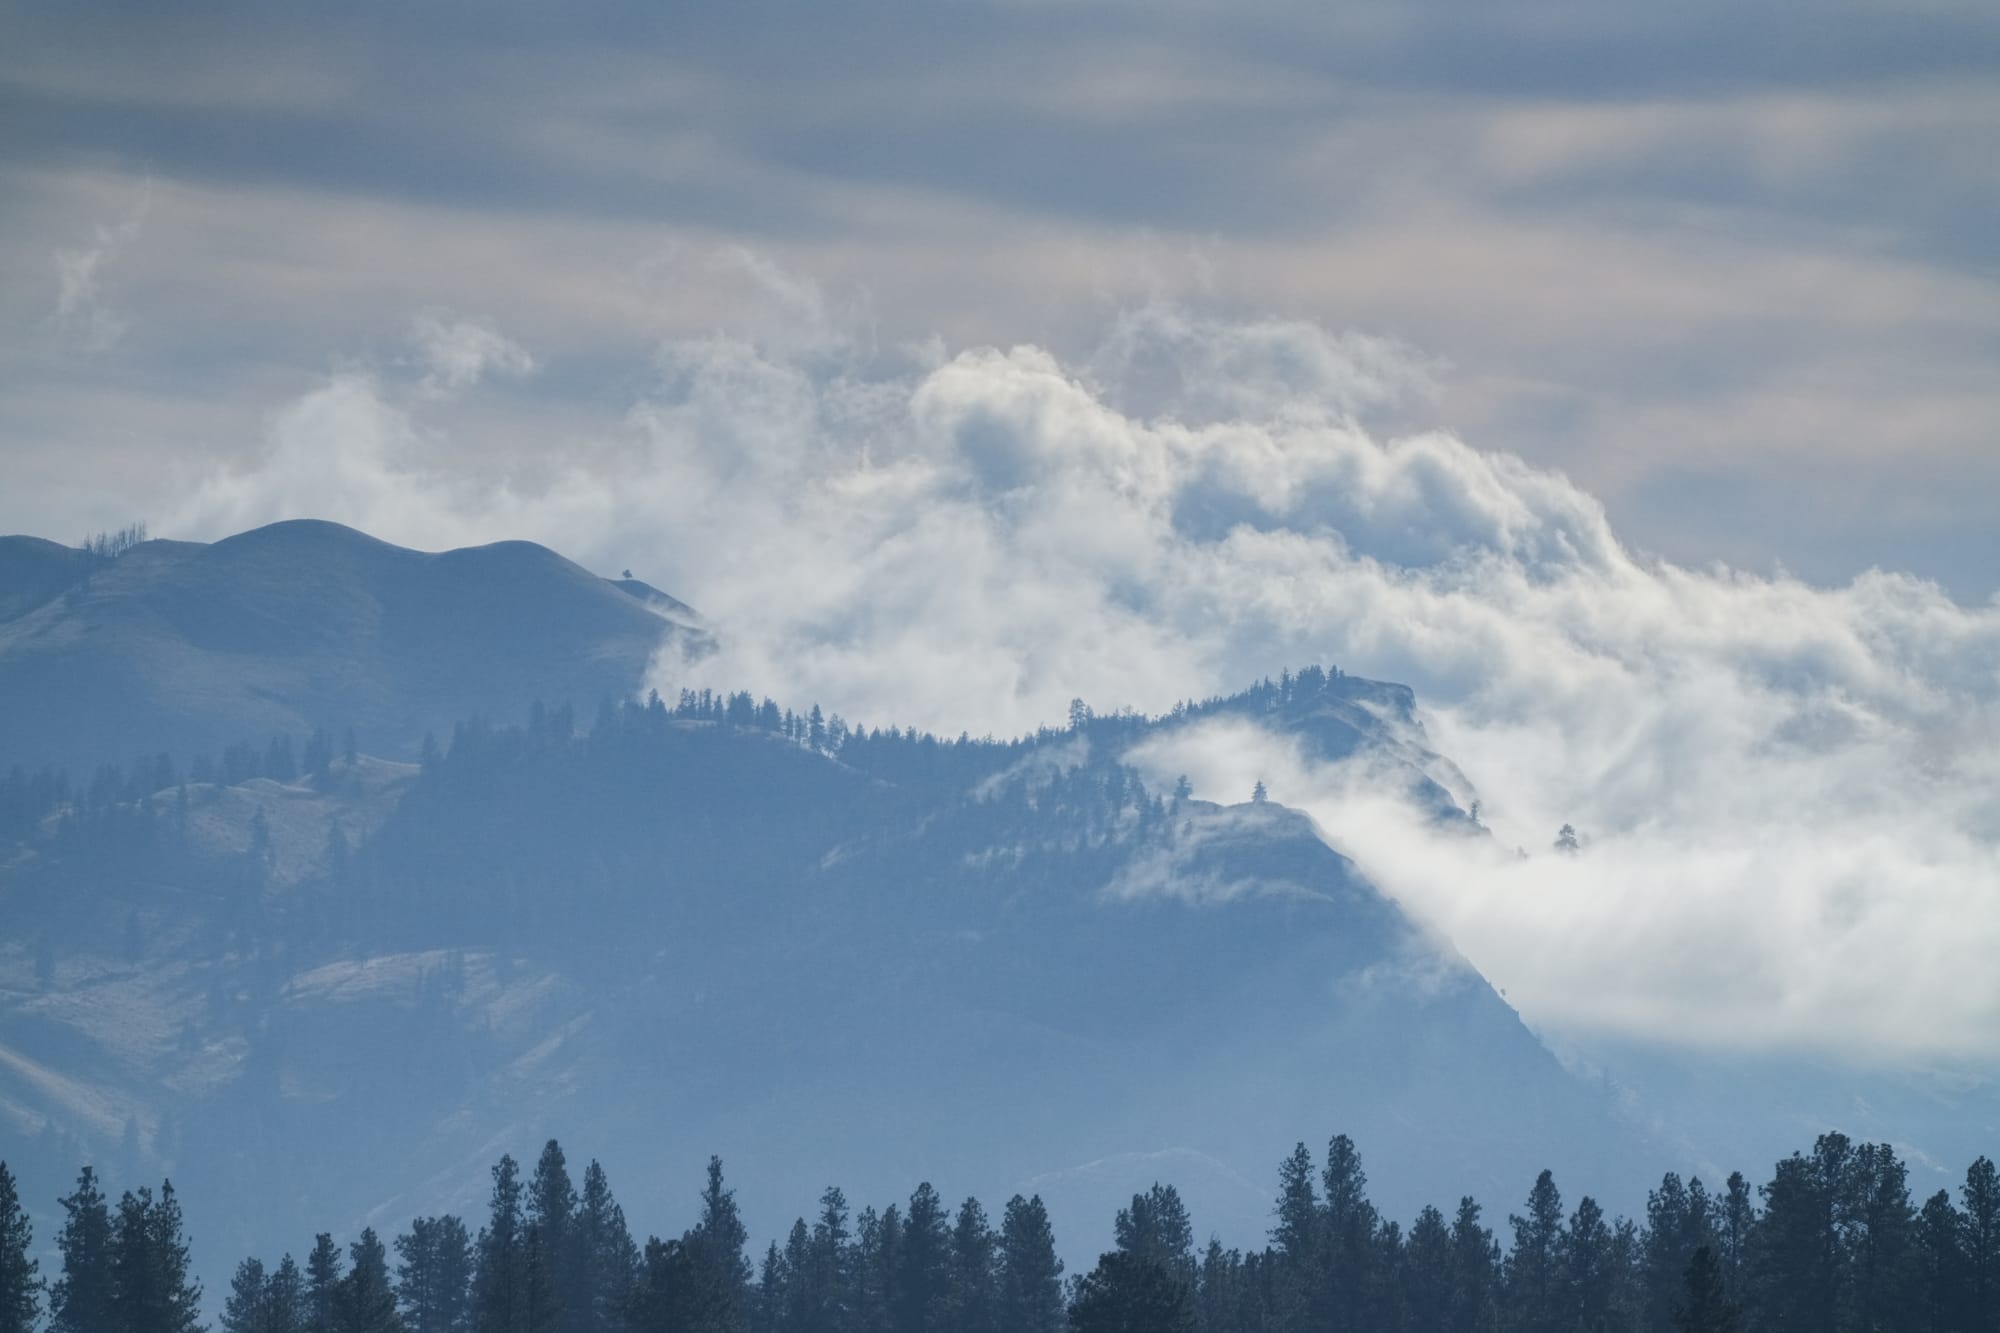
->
[2,659,1380,844]
[6,1130,2000,1333]
[1,729,359,842]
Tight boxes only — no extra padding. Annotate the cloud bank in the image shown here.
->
[171,268,2000,1065]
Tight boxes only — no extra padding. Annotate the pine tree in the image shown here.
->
[1747,1134,1849,1332]
[896,1183,951,1333]
[1643,1173,1716,1333]
[1113,1185,1193,1275]
[1321,1135,1379,1333]
[1067,1252,1196,1333]
[686,1157,751,1322]
[1715,1173,1753,1307]
[854,1204,899,1333]
[1272,1144,1320,1260]
[1504,1170,1564,1333]
[340,1229,404,1333]
[396,1217,475,1333]
[528,1142,582,1333]
[0,1164,41,1333]
[111,1181,204,1333]
[996,1196,1062,1333]
[945,1198,997,1333]
[1402,1206,1452,1333]
[752,1243,784,1333]
[1846,1141,1918,1329]
[475,1155,537,1333]
[808,1187,853,1333]
[309,1234,346,1333]
[222,1258,268,1333]
[1916,1190,1969,1333]
[1449,1196,1500,1333]
[576,1165,637,1333]
[1557,1196,1616,1332]
[626,1236,736,1333]
[51,1165,114,1333]
[1671,1248,1738,1333]
[269,1255,308,1333]
[1965,1156,2000,1333]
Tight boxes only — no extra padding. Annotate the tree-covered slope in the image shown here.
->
[0,684,1655,1296]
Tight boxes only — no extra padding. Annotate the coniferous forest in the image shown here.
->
[6,1130,2000,1333]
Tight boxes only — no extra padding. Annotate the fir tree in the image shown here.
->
[0,1164,41,1333]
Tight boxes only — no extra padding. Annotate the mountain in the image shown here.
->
[0,519,704,773]
[0,686,1661,1308]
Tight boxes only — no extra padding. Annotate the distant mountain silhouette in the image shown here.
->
[0,520,704,771]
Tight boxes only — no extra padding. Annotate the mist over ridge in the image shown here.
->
[135,289,2000,1066]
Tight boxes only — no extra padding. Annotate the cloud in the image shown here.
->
[52,184,150,351]
[409,313,537,396]
[168,270,2000,1066]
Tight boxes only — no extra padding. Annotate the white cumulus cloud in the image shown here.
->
[168,259,2000,1066]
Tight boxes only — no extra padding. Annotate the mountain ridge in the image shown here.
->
[0,519,705,773]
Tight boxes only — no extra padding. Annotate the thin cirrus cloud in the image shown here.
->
[171,273,2000,1067]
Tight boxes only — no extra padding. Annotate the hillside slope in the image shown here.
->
[0,684,1658,1291]
[0,520,703,772]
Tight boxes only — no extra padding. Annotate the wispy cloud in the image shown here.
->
[52,183,151,352]
[408,312,537,396]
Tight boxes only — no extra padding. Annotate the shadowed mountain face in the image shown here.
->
[0,520,703,773]
[0,689,1659,1297]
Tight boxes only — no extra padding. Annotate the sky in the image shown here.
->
[3,1,1998,1066]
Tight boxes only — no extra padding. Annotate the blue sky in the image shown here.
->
[4,0,1997,597]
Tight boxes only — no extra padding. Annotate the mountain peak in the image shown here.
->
[0,519,702,771]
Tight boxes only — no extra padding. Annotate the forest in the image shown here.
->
[3,1128,1998,1333]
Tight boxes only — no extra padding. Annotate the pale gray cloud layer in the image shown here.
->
[2,1,1997,590]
